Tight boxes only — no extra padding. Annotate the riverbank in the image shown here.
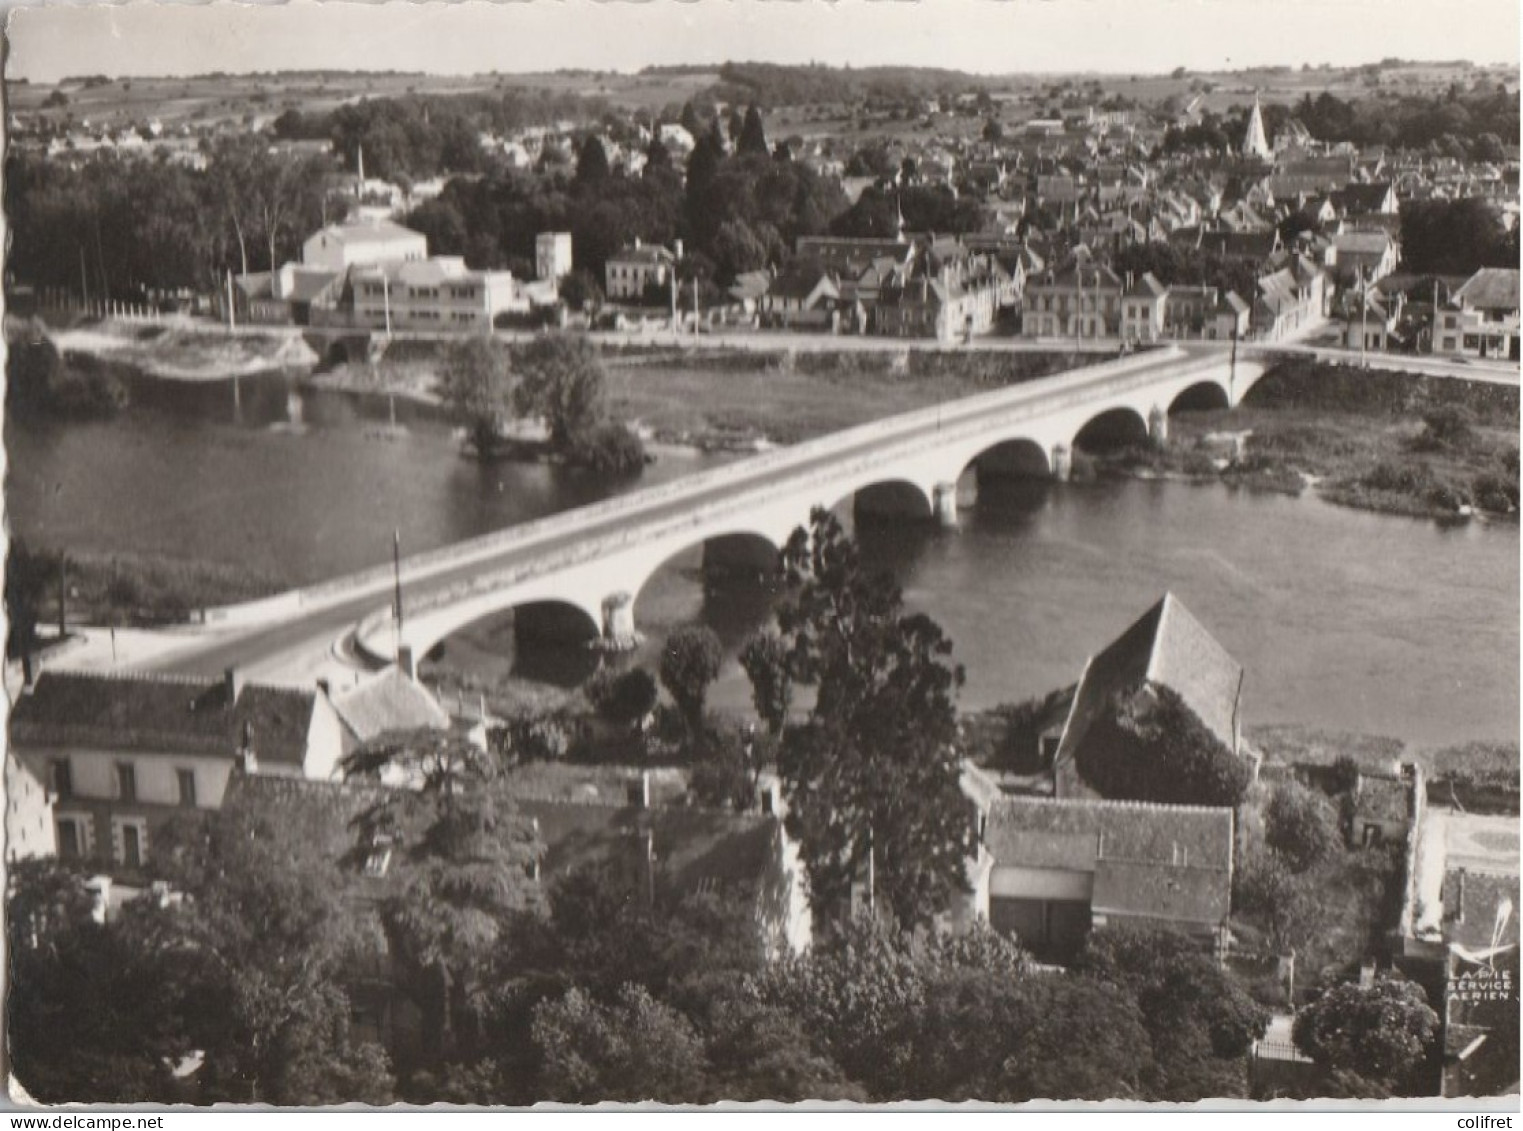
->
[1106,359,1520,521]
[603,345,1099,448]
[19,548,287,628]
[52,320,318,381]
[302,338,1100,451]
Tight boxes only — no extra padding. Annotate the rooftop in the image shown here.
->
[984,794,1233,927]
[10,669,317,766]
[1455,268,1521,312]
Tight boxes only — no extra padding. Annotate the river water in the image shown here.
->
[6,374,1518,747]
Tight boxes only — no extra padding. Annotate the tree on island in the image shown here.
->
[439,336,513,456]
[743,508,971,930]
[509,332,645,474]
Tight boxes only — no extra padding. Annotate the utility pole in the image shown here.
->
[382,274,393,339]
[669,269,678,339]
[225,270,237,333]
[56,554,67,638]
[1229,326,1238,403]
[1359,268,1368,369]
[392,528,404,662]
[79,245,89,312]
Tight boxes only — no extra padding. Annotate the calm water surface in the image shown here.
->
[7,376,1518,747]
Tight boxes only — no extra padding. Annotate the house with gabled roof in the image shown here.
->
[1048,592,1253,802]
[329,665,452,754]
[959,788,1235,962]
[1435,267,1521,361]
[758,262,840,330]
[8,668,344,878]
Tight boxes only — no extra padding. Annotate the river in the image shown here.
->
[6,375,1518,747]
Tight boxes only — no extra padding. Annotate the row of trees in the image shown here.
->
[10,848,1283,1105]
[404,104,847,289]
[5,140,337,301]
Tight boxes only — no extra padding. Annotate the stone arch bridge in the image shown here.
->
[336,345,1268,668]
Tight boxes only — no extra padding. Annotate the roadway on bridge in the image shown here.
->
[148,346,1212,682]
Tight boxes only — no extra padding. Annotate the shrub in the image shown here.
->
[567,422,646,475]
[602,667,658,726]
[1328,755,1362,796]
[1415,404,1477,450]
[1471,471,1518,513]
[489,709,572,763]
[1265,782,1341,873]
[1076,686,1252,808]
[1292,977,1439,1090]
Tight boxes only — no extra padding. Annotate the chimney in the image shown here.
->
[627,770,651,809]
[633,236,642,250]
[238,719,258,775]
[397,645,417,681]
[224,666,244,704]
[674,238,684,261]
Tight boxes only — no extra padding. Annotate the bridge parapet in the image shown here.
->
[214,345,1197,623]
[349,348,1250,664]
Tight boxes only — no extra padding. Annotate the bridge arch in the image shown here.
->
[1071,405,1151,453]
[960,436,1052,485]
[833,478,936,523]
[1168,379,1231,415]
[629,529,785,612]
[418,598,604,688]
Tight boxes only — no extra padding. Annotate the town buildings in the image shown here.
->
[604,239,677,301]
[961,787,1235,961]
[1434,267,1521,360]
[235,218,532,330]
[8,669,344,877]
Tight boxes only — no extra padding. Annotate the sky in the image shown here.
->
[4,0,1519,84]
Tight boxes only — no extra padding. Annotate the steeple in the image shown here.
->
[356,144,366,198]
[1242,92,1271,161]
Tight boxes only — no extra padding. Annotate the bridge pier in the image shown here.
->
[1051,443,1072,482]
[600,591,639,652]
[1148,405,1169,446]
[933,482,959,528]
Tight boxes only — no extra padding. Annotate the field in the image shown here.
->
[10,58,1509,141]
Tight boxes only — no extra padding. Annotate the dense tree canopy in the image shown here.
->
[1400,197,1519,275]
[752,509,971,930]
[1293,976,1440,1092]
[1075,686,1253,808]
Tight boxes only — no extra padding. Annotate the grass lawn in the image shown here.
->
[602,348,1090,446]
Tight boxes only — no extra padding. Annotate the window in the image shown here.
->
[177,769,197,808]
[56,814,91,860]
[115,763,136,802]
[49,758,72,798]
[113,818,146,869]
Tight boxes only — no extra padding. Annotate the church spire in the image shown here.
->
[1242,92,1271,161]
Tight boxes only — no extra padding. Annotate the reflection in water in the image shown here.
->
[7,375,1518,747]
